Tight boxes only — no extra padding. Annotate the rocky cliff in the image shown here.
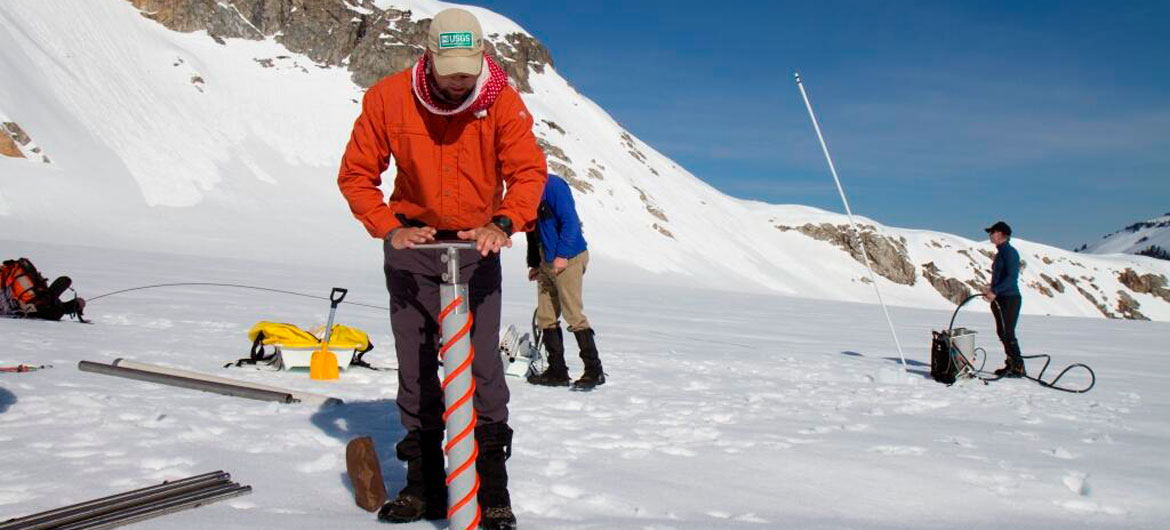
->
[127,0,552,90]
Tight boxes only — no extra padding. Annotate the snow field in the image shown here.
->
[1,239,1167,529]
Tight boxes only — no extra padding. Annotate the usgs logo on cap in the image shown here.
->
[438,32,474,49]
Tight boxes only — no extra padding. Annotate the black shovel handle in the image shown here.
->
[330,287,348,307]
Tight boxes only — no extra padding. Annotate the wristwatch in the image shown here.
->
[491,215,514,236]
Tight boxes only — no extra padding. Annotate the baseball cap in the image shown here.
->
[427,8,484,76]
[984,221,1012,236]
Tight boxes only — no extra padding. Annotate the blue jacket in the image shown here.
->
[526,175,587,266]
[990,241,1020,296]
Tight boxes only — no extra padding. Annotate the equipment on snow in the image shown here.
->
[311,287,347,380]
[346,436,388,512]
[233,320,374,372]
[929,328,985,385]
[411,241,481,530]
[0,470,250,530]
[1,257,87,322]
[932,294,1096,393]
[78,360,299,403]
[498,313,543,378]
[111,359,340,406]
[794,73,907,368]
[0,364,51,373]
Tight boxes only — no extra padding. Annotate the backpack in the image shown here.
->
[1,258,51,316]
[929,331,958,384]
[0,258,86,321]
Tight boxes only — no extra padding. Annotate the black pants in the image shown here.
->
[384,242,513,508]
[991,294,1022,361]
[383,241,510,432]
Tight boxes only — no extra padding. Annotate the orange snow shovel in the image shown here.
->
[310,287,347,380]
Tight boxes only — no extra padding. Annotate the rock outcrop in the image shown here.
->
[1,127,24,158]
[1116,291,1149,321]
[1117,268,1170,303]
[2,122,49,163]
[921,262,972,304]
[779,223,917,286]
[125,0,552,91]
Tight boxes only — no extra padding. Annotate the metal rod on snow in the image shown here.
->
[411,241,480,530]
[78,361,298,403]
[0,472,229,530]
[0,471,249,530]
[794,72,908,368]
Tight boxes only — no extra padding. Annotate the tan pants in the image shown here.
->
[535,250,590,331]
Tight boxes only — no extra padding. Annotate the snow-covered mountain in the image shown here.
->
[2,0,1170,321]
[1076,213,1170,261]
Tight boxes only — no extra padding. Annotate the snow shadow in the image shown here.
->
[310,399,407,502]
[840,350,932,378]
[0,386,14,414]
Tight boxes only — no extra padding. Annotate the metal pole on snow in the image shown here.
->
[794,72,908,368]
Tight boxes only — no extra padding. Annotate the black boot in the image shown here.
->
[993,341,1027,378]
[476,423,516,530]
[571,328,605,391]
[378,430,446,523]
[527,326,570,386]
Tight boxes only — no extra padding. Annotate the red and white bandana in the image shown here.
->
[411,53,509,117]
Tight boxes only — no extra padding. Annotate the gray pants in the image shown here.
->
[384,241,510,431]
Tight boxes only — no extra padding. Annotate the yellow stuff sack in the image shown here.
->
[231,321,375,369]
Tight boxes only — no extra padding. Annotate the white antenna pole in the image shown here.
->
[794,72,907,368]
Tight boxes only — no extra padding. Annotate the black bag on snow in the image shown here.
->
[930,330,958,384]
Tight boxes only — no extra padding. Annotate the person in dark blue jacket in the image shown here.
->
[984,221,1026,377]
[525,174,604,390]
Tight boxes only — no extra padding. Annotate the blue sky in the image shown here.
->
[472,0,1169,249]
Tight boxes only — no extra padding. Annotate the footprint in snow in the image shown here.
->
[1055,499,1125,515]
[1062,472,1090,495]
[550,484,585,499]
[139,457,195,471]
[1045,447,1078,459]
[868,445,926,456]
[937,435,976,449]
[540,459,570,478]
[958,469,1022,495]
[294,452,338,473]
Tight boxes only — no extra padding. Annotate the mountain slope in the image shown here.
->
[2,0,1169,321]
[1077,213,1170,260]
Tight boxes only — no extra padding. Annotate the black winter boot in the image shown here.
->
[571,328,605,391]
[476,422,514,527]
[482,505,518,530]
[527,326,570,386]
[378,430,446,523]
[475,423,513,507]
[993,341,1027,378]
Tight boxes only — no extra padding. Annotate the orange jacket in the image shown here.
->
[337,69,547,239]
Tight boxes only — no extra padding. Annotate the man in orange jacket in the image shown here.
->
[337,8,546,530]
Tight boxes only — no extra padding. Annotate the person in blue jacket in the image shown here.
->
[984,221,1026,378]
[525,174,604,390]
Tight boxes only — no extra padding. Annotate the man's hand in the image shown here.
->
[553,257,569,275]
[527,267,539,281]
[984,289,996,303]
[388,226,437,250]
[457,223,512,256]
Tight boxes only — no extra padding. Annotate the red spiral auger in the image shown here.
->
[438,295,480,530]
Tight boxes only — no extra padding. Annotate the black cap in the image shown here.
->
[984,221,1012,236]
